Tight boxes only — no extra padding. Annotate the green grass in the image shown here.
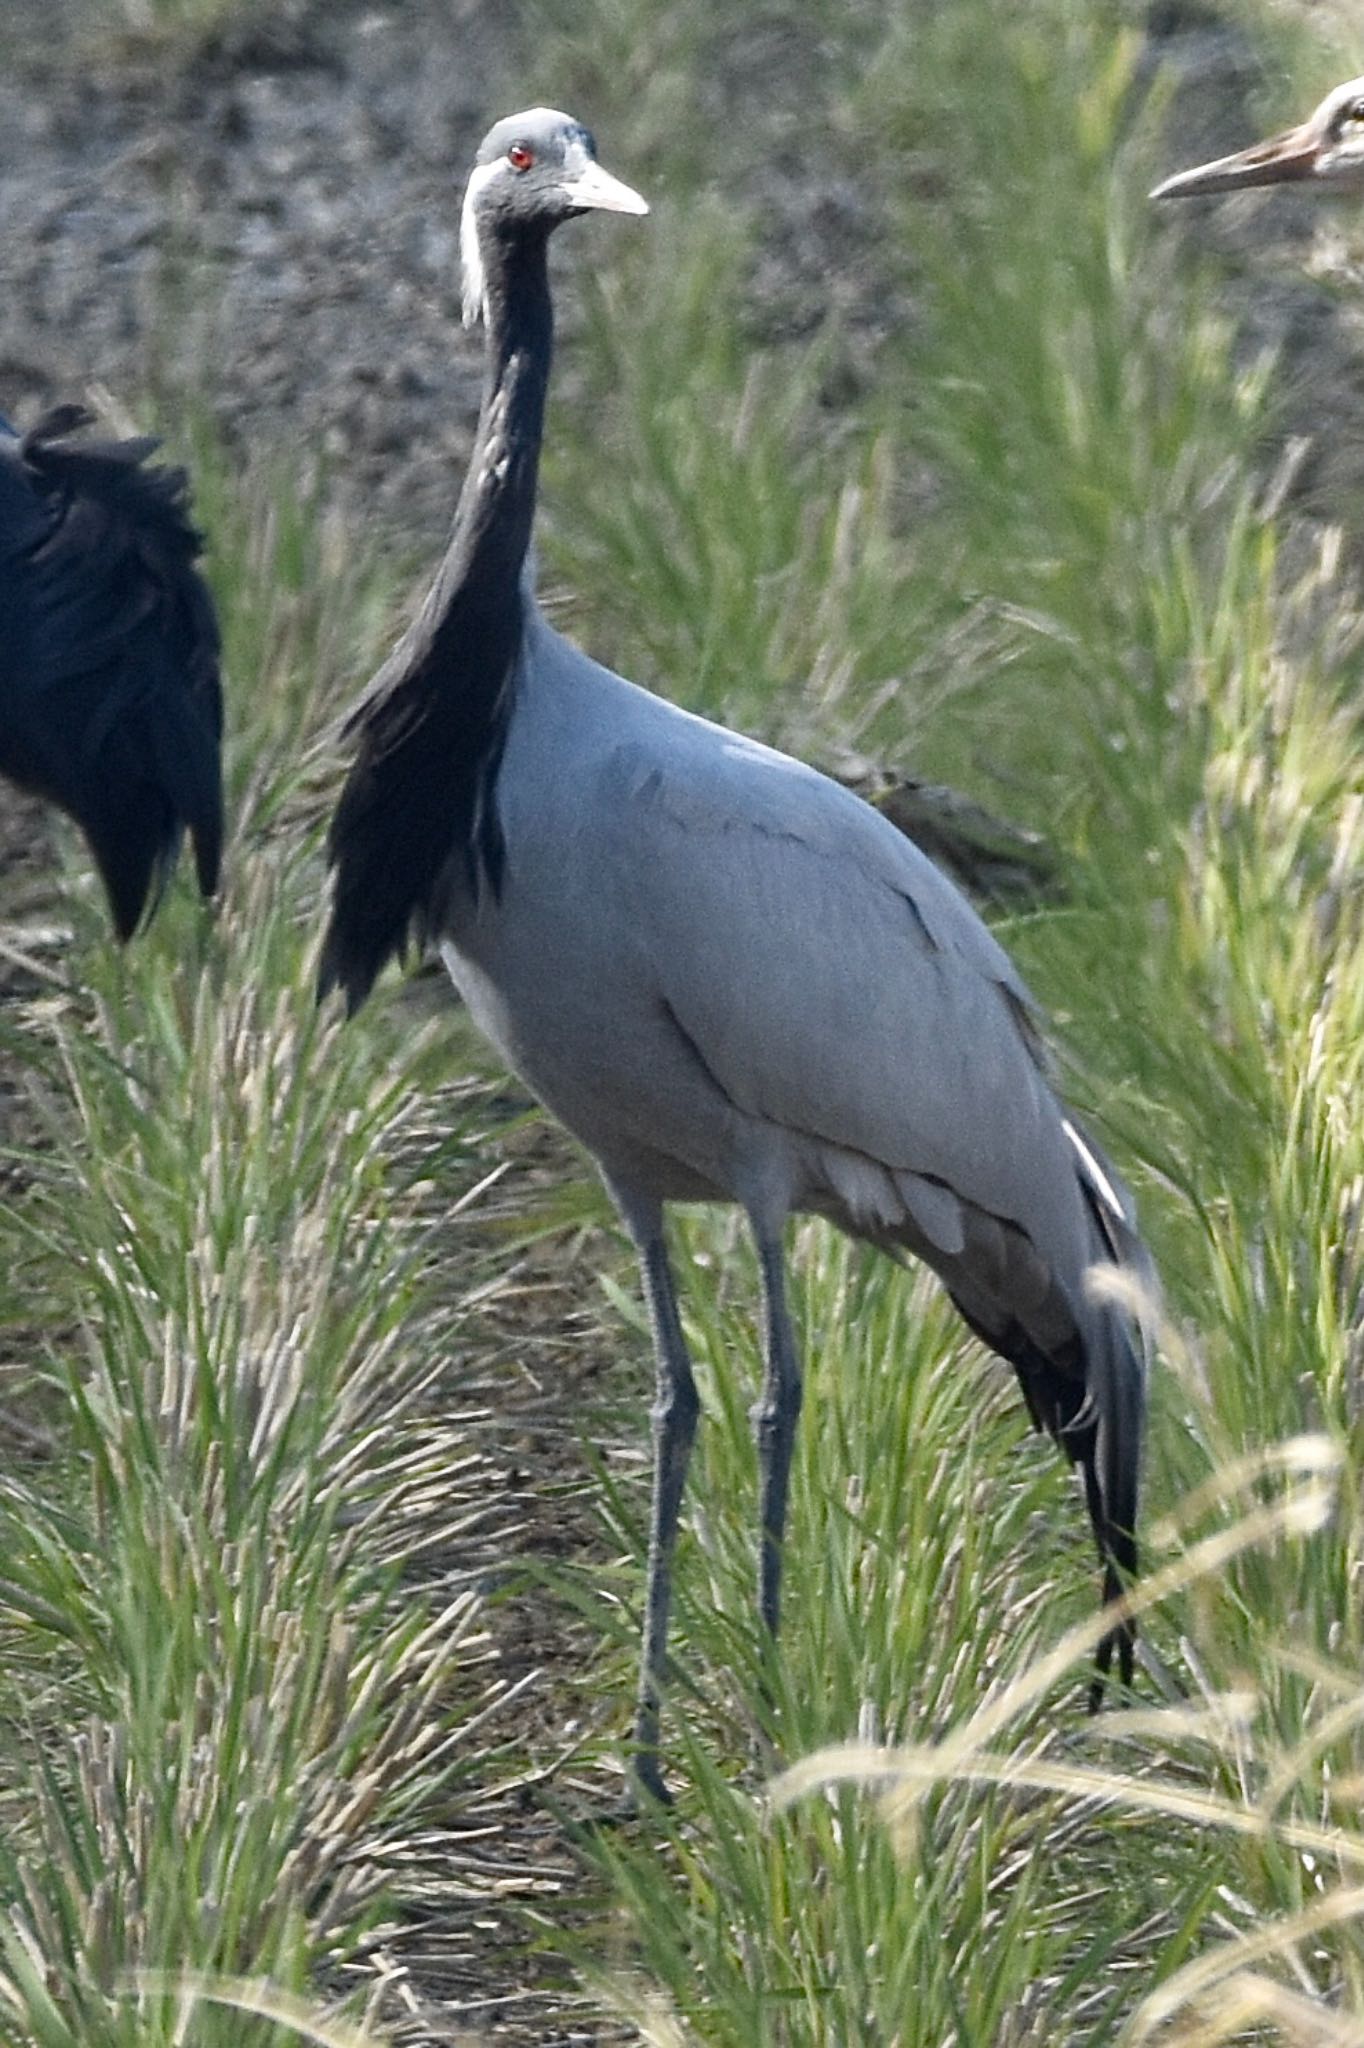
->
[0,440,516,2044]
[525,1,1364,2042]
[8,0,1364,2040]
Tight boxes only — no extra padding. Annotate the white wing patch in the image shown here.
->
[1062,1116,1124,1218]
[461,160,504,327]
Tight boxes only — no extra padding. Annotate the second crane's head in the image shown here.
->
[1152,76,1364,201]
[461,108,649,326]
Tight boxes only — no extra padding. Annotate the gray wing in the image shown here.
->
[602,723,1149,1683]
[601,724,1073,1248]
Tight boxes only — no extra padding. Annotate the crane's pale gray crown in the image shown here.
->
[1152,75,1364,199]
[460,106,649,326]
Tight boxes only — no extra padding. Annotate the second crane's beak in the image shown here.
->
[561,158,650,217]
[1151,122,1324,200]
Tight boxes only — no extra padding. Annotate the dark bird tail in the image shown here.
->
[1074,1281,1146,1708]
[952,1116,1152,1705]
[1059,1119,1152,1705]
[0,408,223,938]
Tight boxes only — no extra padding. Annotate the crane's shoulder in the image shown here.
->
[579,697,1033,1011]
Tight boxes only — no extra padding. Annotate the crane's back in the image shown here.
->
[441,611,1104,1279]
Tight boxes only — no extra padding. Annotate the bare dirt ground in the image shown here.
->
[0,0,901,540]
[0,0,512,537]
[5,1,1364,2039]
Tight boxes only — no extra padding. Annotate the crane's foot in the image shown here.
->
[1087,1616,1135,1714]
[628,1690,675,1812]
[578,1761,673,1830]
[628,1750,675,1812]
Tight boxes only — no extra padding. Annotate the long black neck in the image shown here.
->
[319,226,555,1012]
[424,226,553,663]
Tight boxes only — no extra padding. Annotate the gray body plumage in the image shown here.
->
[324,108,1152,1802]
[443,599,1150,1717]
[447,605,1106,1301]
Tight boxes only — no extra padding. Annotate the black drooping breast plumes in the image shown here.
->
[318,245,553,1012]
[0,406,223,939]
[320,106,648,1012]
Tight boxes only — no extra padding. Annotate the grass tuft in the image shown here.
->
[0,440,512,2044]
[14,0,1364,2037]
[524,0,1364,2039]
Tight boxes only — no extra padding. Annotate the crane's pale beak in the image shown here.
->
[561,159,650,217]
[1151,122,1324,200]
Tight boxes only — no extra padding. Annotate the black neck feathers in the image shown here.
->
[320,232,553,1012]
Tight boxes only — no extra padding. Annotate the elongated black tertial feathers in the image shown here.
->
[964,1302,1144,1699]
[954,1112,1150,1703]
[0,407,224,938]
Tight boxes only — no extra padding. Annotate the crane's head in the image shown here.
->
[1152,76,1364,201]
[461,108,648,326]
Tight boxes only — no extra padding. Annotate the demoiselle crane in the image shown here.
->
[321,109,1154,1803]
[1152,75,1364,199]
[0,405,223,939]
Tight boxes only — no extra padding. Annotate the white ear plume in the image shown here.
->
[460,160,502,327]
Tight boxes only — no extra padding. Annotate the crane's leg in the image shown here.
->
[621,1208,699,1805]
[752,1230,803,1642]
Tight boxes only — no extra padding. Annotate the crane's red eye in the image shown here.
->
[508,143,535,172]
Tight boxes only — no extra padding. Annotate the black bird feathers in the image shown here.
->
[0,406,223,938]
[319,144,559,1013]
